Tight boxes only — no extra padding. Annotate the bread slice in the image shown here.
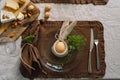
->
[5,0,19,10]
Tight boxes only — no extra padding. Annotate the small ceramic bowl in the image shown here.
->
[52,40,68,57]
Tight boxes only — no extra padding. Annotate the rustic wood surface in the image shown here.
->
[0,2,40,42]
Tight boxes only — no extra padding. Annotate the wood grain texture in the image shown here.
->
[0,2,40,42]
[31,0,108,5]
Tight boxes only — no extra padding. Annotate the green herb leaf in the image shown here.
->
[56,35,86,67]
[67,35,86,51]
[24,34,35,43]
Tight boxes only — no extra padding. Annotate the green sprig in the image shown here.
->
[67,35,86,51]
[24,34,35,43]
[57,35,86,67]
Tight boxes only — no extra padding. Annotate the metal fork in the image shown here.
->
[94,31,100,71]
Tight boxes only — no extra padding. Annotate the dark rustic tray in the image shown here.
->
[31,0,108,5]
[20,21,106,79]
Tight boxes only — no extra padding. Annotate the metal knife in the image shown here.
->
[88,28,94,74]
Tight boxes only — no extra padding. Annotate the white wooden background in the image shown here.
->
[0,0,120,79]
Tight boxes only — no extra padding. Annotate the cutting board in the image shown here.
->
[0,1,40,42]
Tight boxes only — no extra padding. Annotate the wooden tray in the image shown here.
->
[20,21,106,79]
[31,0,108,5]
[0,2,40,42]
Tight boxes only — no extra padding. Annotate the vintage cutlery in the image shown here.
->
[94,31,100,70]
[88,28,94,74]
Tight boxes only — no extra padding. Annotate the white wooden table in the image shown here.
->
[0,0,120,79]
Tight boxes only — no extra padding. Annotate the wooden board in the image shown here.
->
[0,2,40,42]
[0,0,30,36]
[31,0,109,5]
